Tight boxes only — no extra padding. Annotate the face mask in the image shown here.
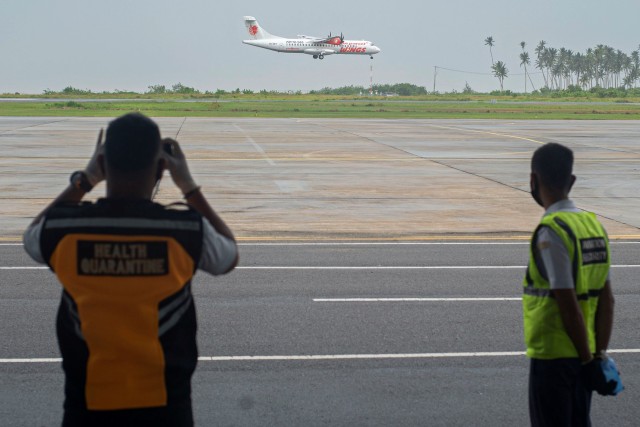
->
[530,175,544,207]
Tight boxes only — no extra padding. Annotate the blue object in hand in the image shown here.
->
[601,356,624,395]
[582,355,623,396]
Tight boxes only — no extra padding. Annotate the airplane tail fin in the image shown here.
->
[243,16,278,39]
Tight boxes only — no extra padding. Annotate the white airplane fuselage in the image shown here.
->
[242,16,380,60]
[243,38,380,58]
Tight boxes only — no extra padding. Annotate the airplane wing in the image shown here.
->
[298,33,344,45]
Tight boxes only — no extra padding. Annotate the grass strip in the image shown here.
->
[0,100,639,119]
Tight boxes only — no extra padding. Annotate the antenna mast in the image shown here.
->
[369,61,374,95]
[433,66,438,93]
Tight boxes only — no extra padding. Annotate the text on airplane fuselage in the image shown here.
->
[339,46,368,53]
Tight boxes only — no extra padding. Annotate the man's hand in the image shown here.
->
[162,138,198,195]
[582,357,619,396]
[84,128,105,186]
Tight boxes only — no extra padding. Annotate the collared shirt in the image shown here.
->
[536,199,610,290]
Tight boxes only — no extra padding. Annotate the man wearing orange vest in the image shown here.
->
[23,113,238,426]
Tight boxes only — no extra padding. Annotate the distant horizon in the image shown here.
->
[3,82,638,98]
[2,0,638,94]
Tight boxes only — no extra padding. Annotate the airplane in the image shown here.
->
[242,16,381,60]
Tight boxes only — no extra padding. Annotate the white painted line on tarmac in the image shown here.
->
[240,265,640,270]
[314,297,522,302]
[232,123,276,166]
[239,242,530,246]
[598,265,640,269]
[239,241,640,246]
[425,123,546,146]
[198,352,527,361]
[237,266,526,270]
[3,349,639,364]
[3,265,640,270]
[4,242,640,246]
[0,358,62,363]
[0,266,521,271]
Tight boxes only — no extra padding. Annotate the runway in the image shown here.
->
[1,117,639,425]
[1,242,639,425]
[1,117,640,240]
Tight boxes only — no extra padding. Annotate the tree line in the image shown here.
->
[40,84,429,97]
[485,37,640,92]
[310,83,428,96]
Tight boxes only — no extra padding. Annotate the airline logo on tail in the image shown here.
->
[242,16,380,60]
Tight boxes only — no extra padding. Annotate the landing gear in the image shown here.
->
[370,55,374,59]
[319,54,324,60]
[313,55,318,59]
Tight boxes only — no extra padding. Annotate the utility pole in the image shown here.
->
[433,66,438,93]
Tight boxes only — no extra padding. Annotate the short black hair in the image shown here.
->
[105,113,161,172]
[531,143,574,191]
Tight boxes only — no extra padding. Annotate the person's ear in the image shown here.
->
[568,175,576,191]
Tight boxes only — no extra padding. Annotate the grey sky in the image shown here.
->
[1,0,638,94]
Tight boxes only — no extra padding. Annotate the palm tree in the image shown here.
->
[571,52,584,88]
[485,36,495,65]
[623,67,638,88]
[615,50,630,88]
[631,51,640,88]
[492,61,508,91]
[520,51,530,93]
[551,59,563,90]
[585,48,595,88]
[535,41,548,88]
[594,45,609,88]
[526,42,638,91]
[539,47,557,89]
[562,49,573,88]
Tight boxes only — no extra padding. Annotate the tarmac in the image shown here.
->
[1,117,639,425]
[1,242,639,425]
[1,117,639,241]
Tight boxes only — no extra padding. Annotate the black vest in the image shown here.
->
[40,199,203,411]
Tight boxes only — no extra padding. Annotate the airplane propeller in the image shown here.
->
[326,32,345,43]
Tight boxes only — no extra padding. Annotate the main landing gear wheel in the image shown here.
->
[319,54,324,60]
[313,55,318,59]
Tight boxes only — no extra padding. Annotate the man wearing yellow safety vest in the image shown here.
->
[524,143,618,426]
